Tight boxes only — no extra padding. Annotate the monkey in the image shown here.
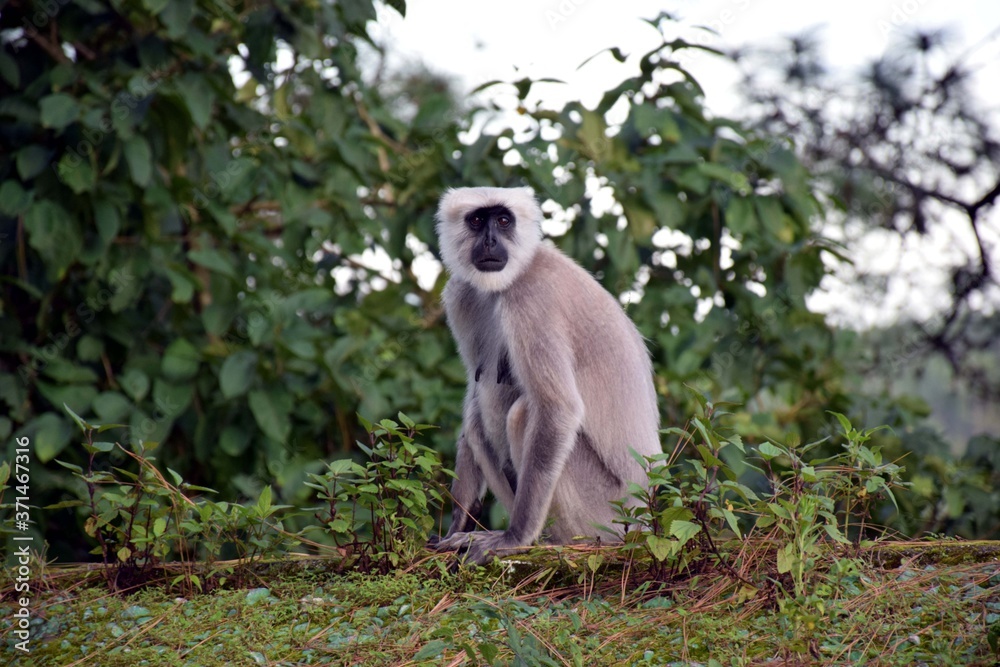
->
[429,186,661,565]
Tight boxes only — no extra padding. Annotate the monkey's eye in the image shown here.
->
[497,215,511,228]
[469,215,483,228]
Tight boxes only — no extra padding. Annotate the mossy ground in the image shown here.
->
[2,542,999,666]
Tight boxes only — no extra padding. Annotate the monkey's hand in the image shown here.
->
[429,530,520,566]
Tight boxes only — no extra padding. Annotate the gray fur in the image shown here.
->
[431,186,661,564]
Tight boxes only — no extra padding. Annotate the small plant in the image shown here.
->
[54,404,296,593]
[619,390,906,602]
[755,413,906,597]
[305,413,451,573]
[192,485,297,589]
[615,392,756,577]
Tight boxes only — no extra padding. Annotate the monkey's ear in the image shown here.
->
[437,188,470,225]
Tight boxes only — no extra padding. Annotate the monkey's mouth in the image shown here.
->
[474,256,507,272]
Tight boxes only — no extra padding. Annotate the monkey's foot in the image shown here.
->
[429,530,520,566]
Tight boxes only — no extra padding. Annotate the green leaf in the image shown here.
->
[45,500,85,510]
[646,534,673,562]
[120,367,150,401]
[24,200,82,280]
[77,335,104,362]
[94,200,121,244]
[40,93,80,130]
[163,266,197,303]
[659,506,694,527]
[668,519,701,545]
[256,485,273,515]
[153,516,167,537]
[187,247,237,279]
[160,0,194,38]
[767,502,791,520]
[57,154,97,193]
[142,0,169,13]
[26,413,74,462]
[722,509,742,538]
[38,383,95,419]
[576,108,608,159]
[244,588,271,605]
[93,392,132,423]
[382,0,405,17]
[176,73,214,130]
[413,640,447,661]
[0,51,20,87]
[757,442,785,460]
[63,403,90,432]
[776,542,794,574]
[219,351,258,399]
[754,196,794,243]
[219,425,251,457]
[0,181,31,216]
[725,197,756,235]
[828,411,853,435]
[153,379,194,415]
[865,476,885,494]
[41,358,98,384]
[248,388,292,444]
[697,162,749,190]
[822,522,851,544]
[161,339,200,381]
[123,136,152,186]
[16,145,52,180]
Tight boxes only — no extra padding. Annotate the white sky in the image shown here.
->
[369,1,1000,328]
[377,0,1000,113]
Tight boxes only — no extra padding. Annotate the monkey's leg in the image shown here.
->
[441,394,582,565]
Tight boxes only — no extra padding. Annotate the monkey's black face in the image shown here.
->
[466,205,513,273]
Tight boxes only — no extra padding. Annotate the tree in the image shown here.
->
[732,29,1000,401]
[1,4,853,557]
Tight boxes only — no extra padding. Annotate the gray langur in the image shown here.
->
[429,186,661,565]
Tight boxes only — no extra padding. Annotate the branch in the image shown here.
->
[970,178,1000,216]
[28,24,69,63]
[860,158,970,211]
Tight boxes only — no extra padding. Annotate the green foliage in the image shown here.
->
[0,0,463,558]
[619,392,906,599]
[304,413,450,573]
[0,0,989,560]
[8,557,998,665]
[50,406,447,589]
[55,404,297,593]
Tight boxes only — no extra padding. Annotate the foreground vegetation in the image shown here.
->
[4,543,1000,665]
[2,407,999,665]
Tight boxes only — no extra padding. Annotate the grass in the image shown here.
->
[3,541,999,666]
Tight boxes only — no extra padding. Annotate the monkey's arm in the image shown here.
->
[503,347,583,546]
